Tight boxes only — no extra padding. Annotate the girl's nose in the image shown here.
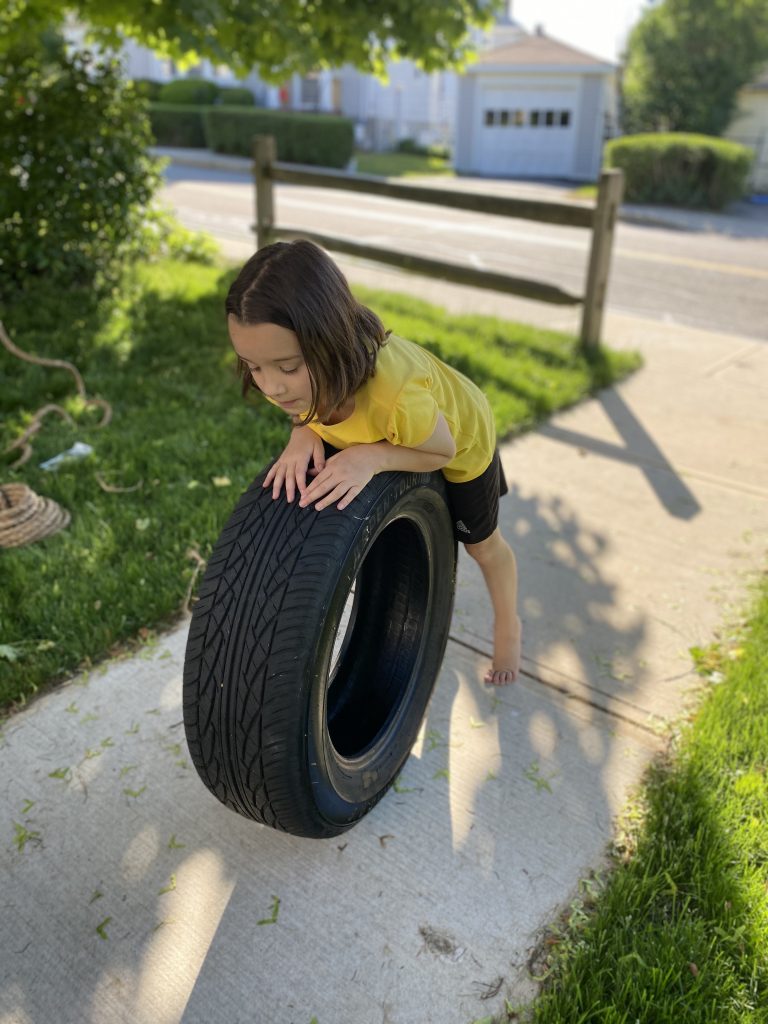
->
[258,375,286,398]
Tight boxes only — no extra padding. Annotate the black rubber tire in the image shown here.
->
[182,459,457,838]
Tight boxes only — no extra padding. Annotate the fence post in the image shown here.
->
[253,135,276,250]
[579,168,624,352]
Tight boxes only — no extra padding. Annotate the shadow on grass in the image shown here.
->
[532,736,768,1020]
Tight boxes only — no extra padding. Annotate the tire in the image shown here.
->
[182,458,457,838]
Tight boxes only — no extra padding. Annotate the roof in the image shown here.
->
[473,31,615,70]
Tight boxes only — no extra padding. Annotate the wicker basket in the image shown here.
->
[0,483,71,549]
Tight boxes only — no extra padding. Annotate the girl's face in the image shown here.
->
[228,318,313,415]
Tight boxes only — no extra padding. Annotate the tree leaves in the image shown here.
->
[1,0,499,81]
[622,0,768,135]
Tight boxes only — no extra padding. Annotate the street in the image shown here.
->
[160,164,768,342]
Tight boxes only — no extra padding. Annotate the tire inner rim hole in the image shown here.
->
[326,518,429,760]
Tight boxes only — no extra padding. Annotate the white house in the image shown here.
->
[112,10,623,181]
[724,65,768,191]
[454,27,617,180]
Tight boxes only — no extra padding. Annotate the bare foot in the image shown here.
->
[484,616,522,686]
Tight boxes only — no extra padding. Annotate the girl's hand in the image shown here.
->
[299,445,382,511]
[263,427,326,503]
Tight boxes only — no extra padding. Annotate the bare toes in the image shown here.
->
[484,668,518,687]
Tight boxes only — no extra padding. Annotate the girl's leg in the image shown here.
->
[464,527,521,685]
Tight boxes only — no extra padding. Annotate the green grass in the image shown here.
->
[525,571,768,1024]
[354,150,454,178]
[0,258,639,711]
[569,184,598,202]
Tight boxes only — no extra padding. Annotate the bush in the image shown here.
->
[204,108,354,167]
[217,86,255,106]
[0,41,161,297]
[149,103,207,147]
[139,205,220,264]
[158,78,219,105]
[604,133,754,209]
[131,78,163,101]
[397,137,450,158]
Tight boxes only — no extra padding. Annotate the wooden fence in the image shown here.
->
[251,135,624,350]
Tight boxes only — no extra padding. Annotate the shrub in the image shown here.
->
[149,103,207,147]
[139,205,220,264]
[131,78,163,101]
[396,138,451,159]
[158,78,219,105]
[217,86,255,106]
[0,41,161,297]
[604,133,754,209]
[204,108,354,167]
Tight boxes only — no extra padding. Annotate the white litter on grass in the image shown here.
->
[39,441,93,470]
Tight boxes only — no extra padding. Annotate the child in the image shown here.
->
[225,240,522,685]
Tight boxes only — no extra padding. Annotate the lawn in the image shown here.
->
[524,571,768,1023]
[569,183,599,202]
[354,150,454,178]
[0,257,639,711]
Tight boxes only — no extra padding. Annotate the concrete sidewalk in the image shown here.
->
[1,266,767,1022]
[150,145,768,239]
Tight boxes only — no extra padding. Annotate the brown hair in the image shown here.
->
[225,240,389,424]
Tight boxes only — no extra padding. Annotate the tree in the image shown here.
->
[1,1,501,295]
[621,0,768,136]
[1,0,500,79]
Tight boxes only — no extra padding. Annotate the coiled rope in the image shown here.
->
[0,482,71,549]
[1,319,112,548]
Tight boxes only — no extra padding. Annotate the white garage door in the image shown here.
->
[475,86,578,177]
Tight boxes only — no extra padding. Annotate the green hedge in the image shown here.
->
[217,86,255,106]
[148,103,355,166]
[604,133,754,210]
[152,78,255,106]
[149,104,207,147]
[131,78,163,101]
[159,78,219,105]
[203,108,354,167]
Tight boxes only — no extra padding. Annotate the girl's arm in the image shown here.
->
[367,412,456,473]
[300,414,456,511]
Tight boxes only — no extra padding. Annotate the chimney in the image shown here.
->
[535,23,545,36]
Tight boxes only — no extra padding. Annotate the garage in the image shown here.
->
[475,80,578,177]
[455,28,617,182]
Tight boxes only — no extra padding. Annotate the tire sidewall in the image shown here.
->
[304,475,456,829]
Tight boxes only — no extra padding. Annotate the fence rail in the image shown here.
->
[252,135,624,350]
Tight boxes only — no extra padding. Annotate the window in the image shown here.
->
[500,110,509,126]
[514,109,525,126]
[484,109,495,126]
[300,74,320,106]
[530,110,540,126]
[545,110,555,126]
[560,111,571,127]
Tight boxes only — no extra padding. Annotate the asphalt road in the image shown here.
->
[160,165,768,342]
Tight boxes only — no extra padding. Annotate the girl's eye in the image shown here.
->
[246,365,299,375]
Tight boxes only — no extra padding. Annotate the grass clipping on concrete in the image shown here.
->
[1,257,639,710]
[528,571,768,1024]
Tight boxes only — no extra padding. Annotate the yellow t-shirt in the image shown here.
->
[284,334,496,483]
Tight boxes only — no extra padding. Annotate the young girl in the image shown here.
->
[225,240,522,685]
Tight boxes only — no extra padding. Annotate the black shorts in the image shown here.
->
[320,441,507,545]
[444,448,508,545]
